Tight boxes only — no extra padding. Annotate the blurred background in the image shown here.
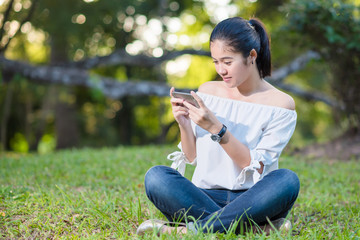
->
[0,0,359,158]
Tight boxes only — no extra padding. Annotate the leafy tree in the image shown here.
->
[0,0,339,152]
[0,0,212,150]
[284,0,360,135]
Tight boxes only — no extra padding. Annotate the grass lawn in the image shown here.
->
[0,145,359,239]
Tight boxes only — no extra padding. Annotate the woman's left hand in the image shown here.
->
[183,91,223,134]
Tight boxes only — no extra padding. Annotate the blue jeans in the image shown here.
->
[144,165,300,233]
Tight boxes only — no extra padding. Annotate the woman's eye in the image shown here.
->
[225,62,232,65]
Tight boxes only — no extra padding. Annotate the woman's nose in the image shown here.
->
[218,65,227,75]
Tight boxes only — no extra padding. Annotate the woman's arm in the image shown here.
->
[219,129,264,174]
[170,87,197,162]
[179,124,196,162]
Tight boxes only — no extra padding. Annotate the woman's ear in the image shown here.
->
[249,49,257,63]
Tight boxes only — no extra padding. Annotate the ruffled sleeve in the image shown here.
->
[167,142,197,176]
[235,109,297,188]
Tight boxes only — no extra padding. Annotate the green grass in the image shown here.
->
[0,145,359,239]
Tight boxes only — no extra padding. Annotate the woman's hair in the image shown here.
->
[210,17,271,78]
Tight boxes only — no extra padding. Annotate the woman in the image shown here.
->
[137,17,300,235]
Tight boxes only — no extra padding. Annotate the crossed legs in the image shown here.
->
[144,165,300,233]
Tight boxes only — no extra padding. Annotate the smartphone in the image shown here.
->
[172,91,200,108]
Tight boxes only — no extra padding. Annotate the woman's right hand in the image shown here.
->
[170,87,197,162]
[170,87,192,127]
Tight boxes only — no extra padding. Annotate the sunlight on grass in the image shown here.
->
[0,146,359,239]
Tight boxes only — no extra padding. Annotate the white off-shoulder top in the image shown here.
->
[168,92,297,190]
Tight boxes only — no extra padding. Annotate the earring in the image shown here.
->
[252,60,254,64]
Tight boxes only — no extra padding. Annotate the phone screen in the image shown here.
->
[172,91,200,108]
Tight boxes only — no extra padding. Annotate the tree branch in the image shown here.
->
[0,50,339,107]
[264,51,340,108]
[0,56,170,99]
[266,50,320,84]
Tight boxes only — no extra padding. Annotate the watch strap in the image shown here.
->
[217,124,227,138]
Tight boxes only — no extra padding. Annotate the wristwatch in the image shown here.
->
[210,124,227,143]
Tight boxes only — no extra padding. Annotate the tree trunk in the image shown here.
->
[117,66,135,145]
[55,101,79,149]
[0,82,13,151]
[50,35,80,149]
[24,90,32,147]
[117,97,133,145]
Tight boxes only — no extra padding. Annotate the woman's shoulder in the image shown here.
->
[265,87,295,111]
[198,81,295,111]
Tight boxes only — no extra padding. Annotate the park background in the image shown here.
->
[0,0,359,239]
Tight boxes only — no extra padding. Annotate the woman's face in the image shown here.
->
[210,40,252,88]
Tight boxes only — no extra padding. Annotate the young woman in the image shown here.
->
[137,17,300,235]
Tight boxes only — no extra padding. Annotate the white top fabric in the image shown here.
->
[168,92,297,190]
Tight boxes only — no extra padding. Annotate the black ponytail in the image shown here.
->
[210,17,271,78]
[248,18,271,78]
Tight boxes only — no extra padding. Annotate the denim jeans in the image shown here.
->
[144,165,300,233]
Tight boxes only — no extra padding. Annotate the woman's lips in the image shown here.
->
[222,77,231,82]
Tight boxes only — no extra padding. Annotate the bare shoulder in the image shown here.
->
[198,81,225,95]
[267,88,296,110]
[198,81,295,110]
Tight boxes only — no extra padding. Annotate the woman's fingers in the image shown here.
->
[190,91,205,108]
[173,104,188,113]
[183,93,219,131]
[170,87,187,107]
[169,87,175,97]
[183,92,207,114]
[170,97,185,106]
[172,100,189,116]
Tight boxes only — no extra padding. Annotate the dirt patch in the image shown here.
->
[293,134,360,160]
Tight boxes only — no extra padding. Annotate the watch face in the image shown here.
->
[211,134,220,142]
[210,124,226,143]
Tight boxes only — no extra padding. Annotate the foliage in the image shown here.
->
[0,146,359,239]
[0,0,216,151]
[283,0,360,133]
[1,0,353,152]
